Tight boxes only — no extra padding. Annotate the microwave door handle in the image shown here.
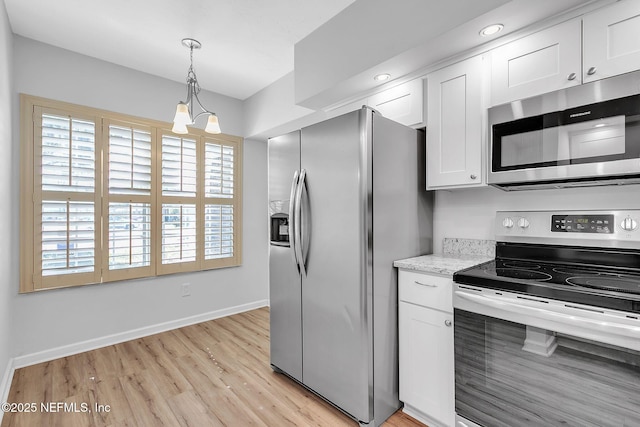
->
[455,291,640,343]
[294,169,307,276]
[289,170,300,273]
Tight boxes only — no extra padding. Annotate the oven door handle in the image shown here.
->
[455,291,640,342]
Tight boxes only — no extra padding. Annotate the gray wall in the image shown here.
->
[433,184,640,253]
[10,36,269,358]
[0,0,14,391]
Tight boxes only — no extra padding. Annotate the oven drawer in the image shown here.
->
[398,270,453,312]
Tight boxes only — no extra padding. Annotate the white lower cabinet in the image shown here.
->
[398,270,454,427]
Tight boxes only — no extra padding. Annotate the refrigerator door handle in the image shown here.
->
[294,169,308,276]
[289,170,301,273]
[300,171,311,273]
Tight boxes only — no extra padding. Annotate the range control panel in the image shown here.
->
[551,214,614,234]
[495,210,640,249]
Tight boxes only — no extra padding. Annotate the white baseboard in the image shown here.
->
[0,356,16,425]
[12,299,268,370]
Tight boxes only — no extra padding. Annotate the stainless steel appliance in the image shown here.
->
[488,70,640,191]
[453,210,640,427]
[268,107,433,426]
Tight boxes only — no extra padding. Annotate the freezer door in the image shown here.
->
[268,131,302,381]
[300,109,373,422]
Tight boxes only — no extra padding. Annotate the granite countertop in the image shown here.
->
[394,238,495,276]
[393,254,493,276]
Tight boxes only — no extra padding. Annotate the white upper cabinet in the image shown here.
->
[583,0,640,83]
[490,0,640,106]
[325,79,424,126]
[426,55,485,190]
[367,79,424,127]
[490,18,582,106]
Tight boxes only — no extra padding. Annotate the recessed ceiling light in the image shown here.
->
[479,24,504,37]
[374,73,391,82]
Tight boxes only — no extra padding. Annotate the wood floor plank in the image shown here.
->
[8,360,54,403]
[118,371,181,426]
[51,355,85,399]
[2,307,424,427]
[134,337,192,400]
[166,389,225,427]
[219,365,313,427]
[110,341,147,377]
[175,353,270,427]
[91,373,136,426]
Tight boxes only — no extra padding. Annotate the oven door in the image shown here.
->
[453,285,640,427]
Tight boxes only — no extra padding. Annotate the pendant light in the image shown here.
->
[172,38,221,134]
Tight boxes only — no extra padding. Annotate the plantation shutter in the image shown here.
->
[203,138,240,268]
[20,95,243,293]
[102,120,155,281]
[159,133,199,273]
[33,107,102,290]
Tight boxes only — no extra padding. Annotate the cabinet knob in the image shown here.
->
[587,67,597,76]
[444,320,452,327]
[567,72,577,81]
[470,174,477,180]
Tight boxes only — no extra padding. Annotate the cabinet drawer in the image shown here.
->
[398,270,452,312]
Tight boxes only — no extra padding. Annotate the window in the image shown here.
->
[20,95,242,293]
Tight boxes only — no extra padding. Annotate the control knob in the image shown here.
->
[621,216,638,231]
[502,217,514,229]
[518,217,530,229]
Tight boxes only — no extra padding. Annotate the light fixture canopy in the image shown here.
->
[479,23,504,37]
[172,38,221,134]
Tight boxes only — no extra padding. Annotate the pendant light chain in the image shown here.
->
[172,38,221,135]
[187,43,201,94]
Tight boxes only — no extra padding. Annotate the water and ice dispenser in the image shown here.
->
[270,213,289,245]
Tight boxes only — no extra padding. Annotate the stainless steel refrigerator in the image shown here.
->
[268,107,433,426]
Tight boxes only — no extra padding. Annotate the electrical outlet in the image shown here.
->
[181,282,191,297]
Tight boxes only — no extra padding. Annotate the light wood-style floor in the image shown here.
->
[2,307,426,427]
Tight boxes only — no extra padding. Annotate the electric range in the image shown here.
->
[452,210,640,427]
[455,210,640,313]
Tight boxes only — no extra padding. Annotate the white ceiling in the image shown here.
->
[3,0,357,100]
[4,0,599,102]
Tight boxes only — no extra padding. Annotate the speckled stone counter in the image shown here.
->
[393,254,493,276]
[394,237,495,275]
[443,238,495,257]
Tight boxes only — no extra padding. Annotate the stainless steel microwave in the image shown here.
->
[488,70,640,191]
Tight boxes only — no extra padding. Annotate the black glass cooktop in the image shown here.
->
[453,243,640,314]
